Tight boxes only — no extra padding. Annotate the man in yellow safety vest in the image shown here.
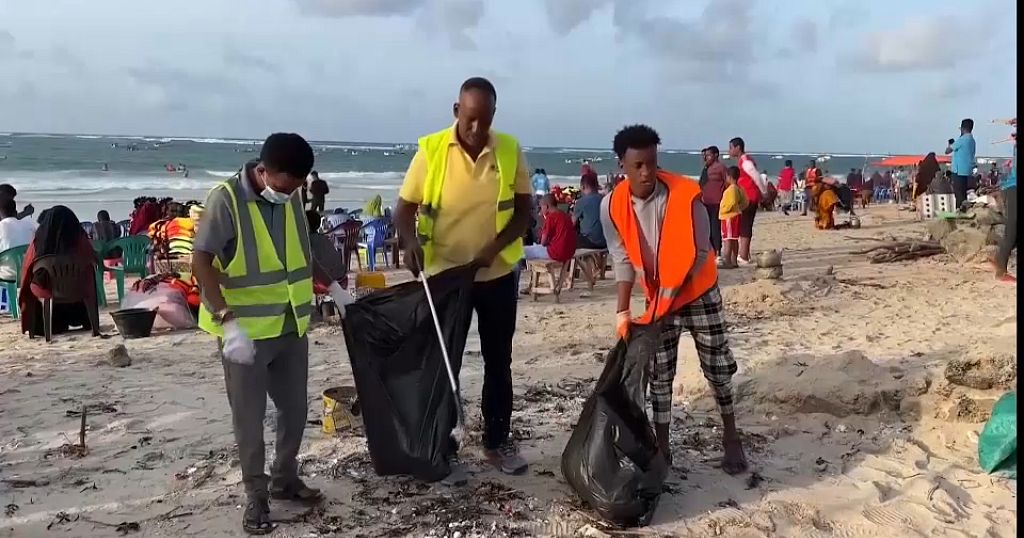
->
[395,77,534,486]
[192,133,351,535]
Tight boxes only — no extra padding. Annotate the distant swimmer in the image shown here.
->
[165,164,176,173]
[101,163,109,172]
[183,168,190,178]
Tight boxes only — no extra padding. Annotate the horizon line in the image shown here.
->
[0,130,1012,159]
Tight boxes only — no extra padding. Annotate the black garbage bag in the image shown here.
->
[561,324,669,527]
[341,265,476,482]
[835,184,855,212]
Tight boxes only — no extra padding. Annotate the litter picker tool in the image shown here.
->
[416,260,466,444]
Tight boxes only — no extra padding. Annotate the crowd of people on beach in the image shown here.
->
[0,73,1016,534]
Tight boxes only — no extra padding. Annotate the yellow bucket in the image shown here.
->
[322,386,361,436]
[355,271,386,289]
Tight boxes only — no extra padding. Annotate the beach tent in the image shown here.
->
[873,155,951,167]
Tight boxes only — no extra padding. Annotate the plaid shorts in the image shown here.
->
[648,285,737,425]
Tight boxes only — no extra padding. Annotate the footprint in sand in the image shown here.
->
[860,502,928,530]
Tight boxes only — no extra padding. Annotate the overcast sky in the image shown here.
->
[0,0,1016,154]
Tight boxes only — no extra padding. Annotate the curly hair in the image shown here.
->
[613,124,661,159]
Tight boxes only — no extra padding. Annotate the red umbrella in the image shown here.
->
[872,155,951,167]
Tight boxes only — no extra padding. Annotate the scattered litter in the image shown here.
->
[2,477,50,488]
[716,498,740,509]
[66,402,118,416]
[47,511,78,530]
[578,524,612,538]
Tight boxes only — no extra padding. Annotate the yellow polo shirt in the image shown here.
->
[399,126,532,282]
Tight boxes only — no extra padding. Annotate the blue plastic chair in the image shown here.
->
[104,236,151,305]
[91,240,109,308]
[0,245,29,319]
[358,218,393,271]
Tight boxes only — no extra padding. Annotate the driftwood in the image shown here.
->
[853,240,944,263]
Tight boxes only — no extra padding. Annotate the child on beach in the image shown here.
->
[718,166,748,269]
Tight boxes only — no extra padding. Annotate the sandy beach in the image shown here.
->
[0,204,1016,537]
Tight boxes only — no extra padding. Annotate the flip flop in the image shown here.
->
[243,499,275,535]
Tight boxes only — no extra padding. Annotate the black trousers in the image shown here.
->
[455,272,516,450]
[576,234,606,250]
[704,203,722,254]
[997,186,1017,275]
[952,175,969,211]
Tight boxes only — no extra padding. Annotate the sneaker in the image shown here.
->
[715,256,724,268]
[484,441,528,475]
[736,257,751,266]
[440,455,469,487]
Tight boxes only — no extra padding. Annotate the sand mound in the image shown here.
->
[734,351,904,417]
[723,280,807,320]
[943,351,1016,390]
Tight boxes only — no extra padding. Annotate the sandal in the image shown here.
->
[270,480,324,504]
[242,498,275,535]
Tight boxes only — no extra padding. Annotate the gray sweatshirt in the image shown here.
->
[600,180,712,284]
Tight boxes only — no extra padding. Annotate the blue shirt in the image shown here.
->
[951,133,976,176]
[531,173,550,195]
[573,192,606,247]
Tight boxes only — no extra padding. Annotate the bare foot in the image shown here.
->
[721,437,748,475]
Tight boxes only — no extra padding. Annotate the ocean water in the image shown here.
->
[0,132,888,220]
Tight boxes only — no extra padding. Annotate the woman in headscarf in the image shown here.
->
[19,206,99,337]
[129,199,161,235]
[812,177,841,230]
[914,153,941,201]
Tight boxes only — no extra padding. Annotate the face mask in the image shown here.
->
[260,186,292,204]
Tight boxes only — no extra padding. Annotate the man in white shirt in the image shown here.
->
[0,197,36,281]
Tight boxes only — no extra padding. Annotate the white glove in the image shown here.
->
[222,319,255,365]
[328,282,355,318]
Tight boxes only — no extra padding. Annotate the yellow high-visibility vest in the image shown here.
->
[197,175,314,339]
[415,128,524,269]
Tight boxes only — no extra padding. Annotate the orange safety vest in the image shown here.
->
[805,167,820,187]
[608,170,719,324]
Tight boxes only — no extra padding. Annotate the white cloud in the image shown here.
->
[0,30,14,58]
[294,0,484,50]
[293,0,425,17]
[843,15,986,72]
[793,18,818,53]
[828,1,869,30]
[223,44,279,74]
[542,0,611,33]
[611,0,773,95]
[930,79,982,100]
[432,0,484,50]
